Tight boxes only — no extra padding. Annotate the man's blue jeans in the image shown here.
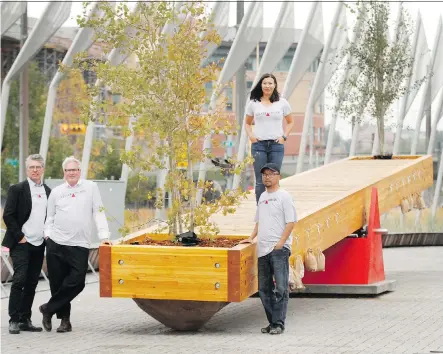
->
[258,247,290,329]
[251,140,284,203]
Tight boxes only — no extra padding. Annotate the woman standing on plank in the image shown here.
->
[245,73,294,203]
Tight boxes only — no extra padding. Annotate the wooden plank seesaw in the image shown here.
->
[99,155,433,330]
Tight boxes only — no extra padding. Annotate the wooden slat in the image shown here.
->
[227,242,258,302]
[238,243,257,301]
[227,249,241,302]
[99,245,112,297]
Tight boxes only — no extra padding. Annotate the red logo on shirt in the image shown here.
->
[38,194,41,198]
[72,194,76,198]
[266,113,270,117]
[265,200,268,204]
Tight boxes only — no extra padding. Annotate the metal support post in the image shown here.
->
[227,0,246,190]
[427,88,443,154]
[19,7,29,181]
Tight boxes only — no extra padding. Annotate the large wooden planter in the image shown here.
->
[100,235,257,302]
[99,235,257,330]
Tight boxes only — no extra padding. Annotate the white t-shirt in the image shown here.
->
[245,98,292,140]
[22,178,47,246]
[254,188,297,258]
[44,179,110,249]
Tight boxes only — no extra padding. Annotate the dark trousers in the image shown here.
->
[258,248,290,328]
[8,241,45,323]
[45,238,89,319]
[251,140,284,203]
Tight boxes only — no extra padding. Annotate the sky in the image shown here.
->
[26,1,443,139]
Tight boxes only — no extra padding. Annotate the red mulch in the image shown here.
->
[138,237,241,248]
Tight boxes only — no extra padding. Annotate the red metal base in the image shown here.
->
[303,187,386,285]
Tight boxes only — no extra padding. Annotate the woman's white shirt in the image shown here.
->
[245,98,292,140]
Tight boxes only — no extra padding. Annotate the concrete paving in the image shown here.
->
[1,247,443,354]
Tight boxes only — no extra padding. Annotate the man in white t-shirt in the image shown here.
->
[240,163,297,335]
[39,156,111,333]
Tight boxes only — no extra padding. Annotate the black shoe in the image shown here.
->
[269,325,285,335]
[56,318,72,333]
[261,324,272,333]
[9,322,20,334]
[19,319,43,332]
[39,305,52,332]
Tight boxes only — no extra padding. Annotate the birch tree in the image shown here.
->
[329,1,427,156]
[67,1,249,238]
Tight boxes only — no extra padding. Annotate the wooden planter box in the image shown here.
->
[99,234,257,302]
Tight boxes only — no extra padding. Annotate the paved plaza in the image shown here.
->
[1,246,443,354]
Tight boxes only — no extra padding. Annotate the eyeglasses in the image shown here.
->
[64,169,80,173]
[27,166,43,171]
[262,172,279,178]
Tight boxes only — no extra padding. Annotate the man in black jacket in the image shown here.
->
[2,154,51,334]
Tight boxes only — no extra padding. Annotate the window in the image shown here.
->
[245,56,256,71]
[275,56,292,72]
[247,81,253,89]
[207,54,224,66]
[99,88,107,120]
[225,87,233,111]
[317,127,322,142]
[315,102,324,114]
[203,82,213,111]
[112,93,121,105]
[99,88,107,101]
[205,82,213,96]
[309,57,320,72]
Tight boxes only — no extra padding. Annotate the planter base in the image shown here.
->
[133,299,229,331]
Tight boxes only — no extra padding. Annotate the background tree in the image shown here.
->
[2,63,46,195]
[324,124,351,155]
[93,140,124,180]
[0,62,108,189]
[1,63,71,193]
[54,70,90,125]
[329,1,427,156]
[71,1,250,237]
[43,137,77,179]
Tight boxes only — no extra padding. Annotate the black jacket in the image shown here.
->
[2,180,51,250]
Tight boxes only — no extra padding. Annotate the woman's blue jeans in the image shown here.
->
[251,140,284,203]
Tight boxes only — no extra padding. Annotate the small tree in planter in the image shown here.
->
[69,1,250,241]
[329,1,427,157]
